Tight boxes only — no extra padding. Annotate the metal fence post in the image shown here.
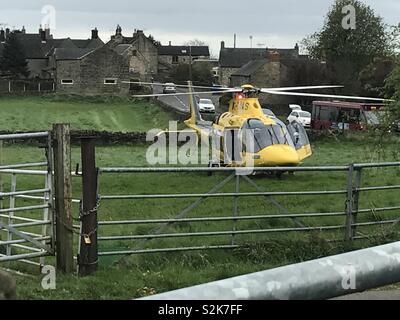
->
[6,174,16,259]
[78,137,98,276]
[53,124,74,274]
[352,168,362,239]
[232,174,240,245]
[345,164,354,243]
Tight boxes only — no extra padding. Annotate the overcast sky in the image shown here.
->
[0,0,399,56]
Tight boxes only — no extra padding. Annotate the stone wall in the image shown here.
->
[219,67,238,87]
[56,46,130,95]
[27,58,49,79]
[135,33,158,78]
[56,60,82,93]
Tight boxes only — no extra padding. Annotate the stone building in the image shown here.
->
[54,44,130,95]
[230,51,284,87]
[228,49,325,110]
[219,41,300,87]
[0,26,104,79]
[158,43,210,76]
[109,25,158,82]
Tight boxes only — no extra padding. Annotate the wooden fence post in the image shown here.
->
[53,124,74,274]
[78,137,98,276]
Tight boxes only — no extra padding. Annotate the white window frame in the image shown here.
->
[61,79,74,85]
[104,78,118,85]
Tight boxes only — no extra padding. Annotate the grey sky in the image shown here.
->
[0,0,399,56]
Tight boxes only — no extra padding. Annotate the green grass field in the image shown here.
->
[0,95,176,132]
[1,134,399,299]
[0,96,399,299]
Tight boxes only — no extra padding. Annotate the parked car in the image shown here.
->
[163,83,176,94]
[198,99,216,113]
[287,106,311,128]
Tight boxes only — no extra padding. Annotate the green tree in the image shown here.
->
[0,32,29,78]
[302,0,392,94]
[170,63,213,86]
[384,60,400,121]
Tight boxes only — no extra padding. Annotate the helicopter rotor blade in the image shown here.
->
[125,81,344,92]
[262,89,394,102]
[132,89,240,98]
[263,85,344,92]
[122,81,229,91]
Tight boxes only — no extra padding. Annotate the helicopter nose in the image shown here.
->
[258,145,300,166]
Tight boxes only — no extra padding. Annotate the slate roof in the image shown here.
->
[114,44,132,55]
[54,47,96,60]
[231,56,312,78]
[13,33,50,59]
[72,38,104,49]
[231,59,268,77]
[220,47,298,68]
[158,45,210,57]
[0,31,104,60]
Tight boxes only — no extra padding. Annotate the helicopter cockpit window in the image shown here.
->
[242,119,288,153]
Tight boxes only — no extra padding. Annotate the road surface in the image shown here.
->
[151,83,221,119]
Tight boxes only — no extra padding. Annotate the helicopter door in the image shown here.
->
[224,129,242,164]
[287,122,310,150]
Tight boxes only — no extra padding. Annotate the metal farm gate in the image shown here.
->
[2,128,399,277]
[0,132,54,267]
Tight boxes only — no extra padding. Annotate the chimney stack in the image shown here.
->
[44,25,51,39]
[267,50,280,62]
[40,29,47,42]
[116,25,122,36]
[0,29,5,43]
[22,26,26,34]
[5,28,10,38]
[221,41,225,50]
[169,41,171,46]
[92,27,98,39]
[234,34,236,48]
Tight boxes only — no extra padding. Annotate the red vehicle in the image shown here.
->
[311,101,385,131]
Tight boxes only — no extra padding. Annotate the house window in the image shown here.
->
[172,56,178,64]
[61,79,74,85]
[104,78,118,85]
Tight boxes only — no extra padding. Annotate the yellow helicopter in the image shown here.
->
[131,81,390,168]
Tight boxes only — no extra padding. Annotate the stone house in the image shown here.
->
[158,43,210,76]
[230,52,284,88]
[53,44,130,95]
[219,41,300,87]
[0,26,104,79]
[108,26,158,82]
[229,50,329,111]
